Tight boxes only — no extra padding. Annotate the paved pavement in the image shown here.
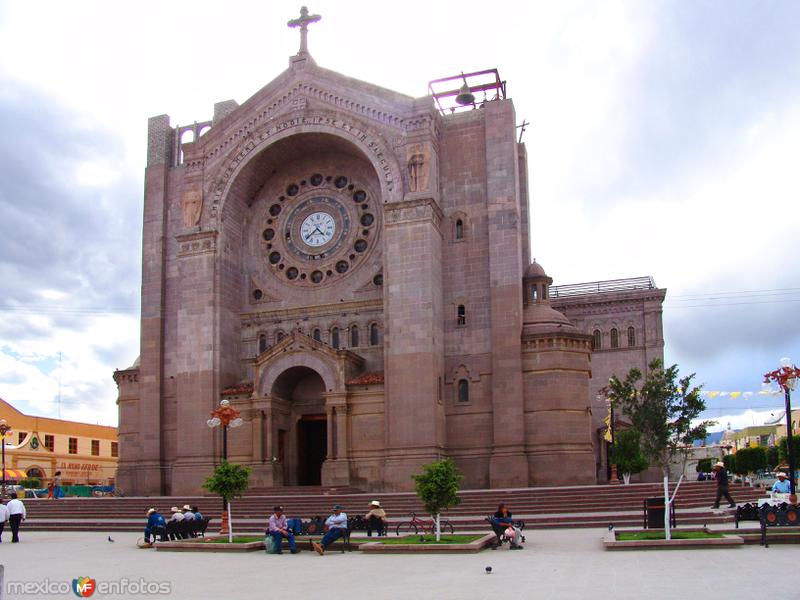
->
[0,528,795,599]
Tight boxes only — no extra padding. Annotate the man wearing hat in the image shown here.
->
[143,508,166,545]
[181,505,195,521]
[312,504,348,555]
[267,506,300,554]
[364,500,387,537]
[772,472,791,494]
[712,461,736,508]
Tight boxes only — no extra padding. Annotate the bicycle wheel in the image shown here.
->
[438,520,455,536]
[395,521,418,536]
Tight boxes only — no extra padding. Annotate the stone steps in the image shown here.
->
[17,481,766,534]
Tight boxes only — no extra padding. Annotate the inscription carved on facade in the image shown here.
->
[406,143,429,192]
[181,188,203,228]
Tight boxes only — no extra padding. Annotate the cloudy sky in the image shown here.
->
[0,0,798,430]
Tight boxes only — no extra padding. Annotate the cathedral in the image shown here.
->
[114,8,665,495]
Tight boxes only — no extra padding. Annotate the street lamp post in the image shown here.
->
[207,399,243,533]
[0,419,12,499]
[598,387,619,485]
[764,357,800,504]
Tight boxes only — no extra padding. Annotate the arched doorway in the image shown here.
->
[271,366,327,486]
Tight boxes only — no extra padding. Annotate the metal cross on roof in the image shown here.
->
[288,6,321,56]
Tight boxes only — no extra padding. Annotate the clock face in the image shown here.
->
[300,211,336,247]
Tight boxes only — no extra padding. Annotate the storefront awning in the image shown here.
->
[1,469,28,481]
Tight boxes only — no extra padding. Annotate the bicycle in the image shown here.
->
[395,512,454,536]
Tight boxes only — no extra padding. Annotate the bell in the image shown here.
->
[455,82,475,106]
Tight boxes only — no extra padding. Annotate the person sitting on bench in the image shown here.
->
[143,508,166,544]
[268,506,300,554]
[493,503,524,550]
[312,504,348,555]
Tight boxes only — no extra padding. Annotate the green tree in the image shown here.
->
[614,428,649,484]
[732,447,766,480]
[608,359,713,539]
[778,435,800,466]
[695,458,713,474]
[412,458,463,541]
[202,460,251,541]
[19,477,41,489]
[722,453,736,474]
[767,446,780,470]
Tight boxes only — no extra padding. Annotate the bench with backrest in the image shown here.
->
[759,503,800,547]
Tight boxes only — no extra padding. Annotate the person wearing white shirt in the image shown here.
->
[772,472,791,494]
[0,500,9,542]
[7,497,26,543]
[312,505,348,555]
[169,507,184,522]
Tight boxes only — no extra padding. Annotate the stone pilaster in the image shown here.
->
[484,100,528,487]
[382,196,445,490]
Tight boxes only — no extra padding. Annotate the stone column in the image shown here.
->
[383,194,445,490]
[484,100,528,487]
[321,392,350,486]
[127,114,174,496]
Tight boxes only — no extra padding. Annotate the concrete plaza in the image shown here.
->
[0,528,794,599]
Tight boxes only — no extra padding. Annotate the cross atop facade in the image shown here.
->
[288,6,321,56]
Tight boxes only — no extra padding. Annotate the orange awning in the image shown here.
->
[1,469,27,481]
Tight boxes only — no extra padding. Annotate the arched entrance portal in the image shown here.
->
[271,366,327,486]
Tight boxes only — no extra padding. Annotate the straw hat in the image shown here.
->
[714,462,725,468]
[333,504,344,510]
[146,508,156,516]
[183,505,193,511]
[170,506,180,512]
[370,500,381,507]
[776,472,787,478]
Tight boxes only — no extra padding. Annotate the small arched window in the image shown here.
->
[350,325,359,348]
[457,305,466,326]
[370,323,380,346]
[458,379,469,403]
[531,286,538,301]
[627,326,636,347]
[331,328,340,349]
[592,330,602,350]
[276,331,285,343]
[258,334,267,354]
[455,219,464,240]
[312,328,321,342]
[610,328,619,349]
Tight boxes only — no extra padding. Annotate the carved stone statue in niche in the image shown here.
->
[181,189,203,228]
[406,143,430,193]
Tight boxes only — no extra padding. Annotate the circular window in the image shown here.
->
[353,190,367,203]
[253,289,263,300]
[310,173,323,186]
[360,213,374,226]
[336,260,349,274]
[354,239,368,253]
[269,204,282,217]
[262,228,275,241]
[310,270,324,284]
[286,267,299,280]
[286,184,299,196]
[269,251,281,264]
[334,176,348,189]
[373,274,383,286]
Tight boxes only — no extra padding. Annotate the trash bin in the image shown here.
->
[645,497,665,529]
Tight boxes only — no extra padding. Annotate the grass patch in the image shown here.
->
[617,531,724,541]
[377,535,482,545]
[206,536,264,544]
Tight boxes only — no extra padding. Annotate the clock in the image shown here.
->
[300,211,336,247]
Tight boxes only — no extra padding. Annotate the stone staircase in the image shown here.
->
[20,481,766,535]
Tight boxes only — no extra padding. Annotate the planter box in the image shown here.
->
[603,528,744,550]
[359,533,496,554]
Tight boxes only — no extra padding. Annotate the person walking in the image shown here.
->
[52,471,64,499]
[0,499,8,541]
[712,461,736,509]
[7,496,26,542]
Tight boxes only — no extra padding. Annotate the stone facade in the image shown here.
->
[116,52,665,494]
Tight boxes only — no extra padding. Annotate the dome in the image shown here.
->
[524,260,547,279]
